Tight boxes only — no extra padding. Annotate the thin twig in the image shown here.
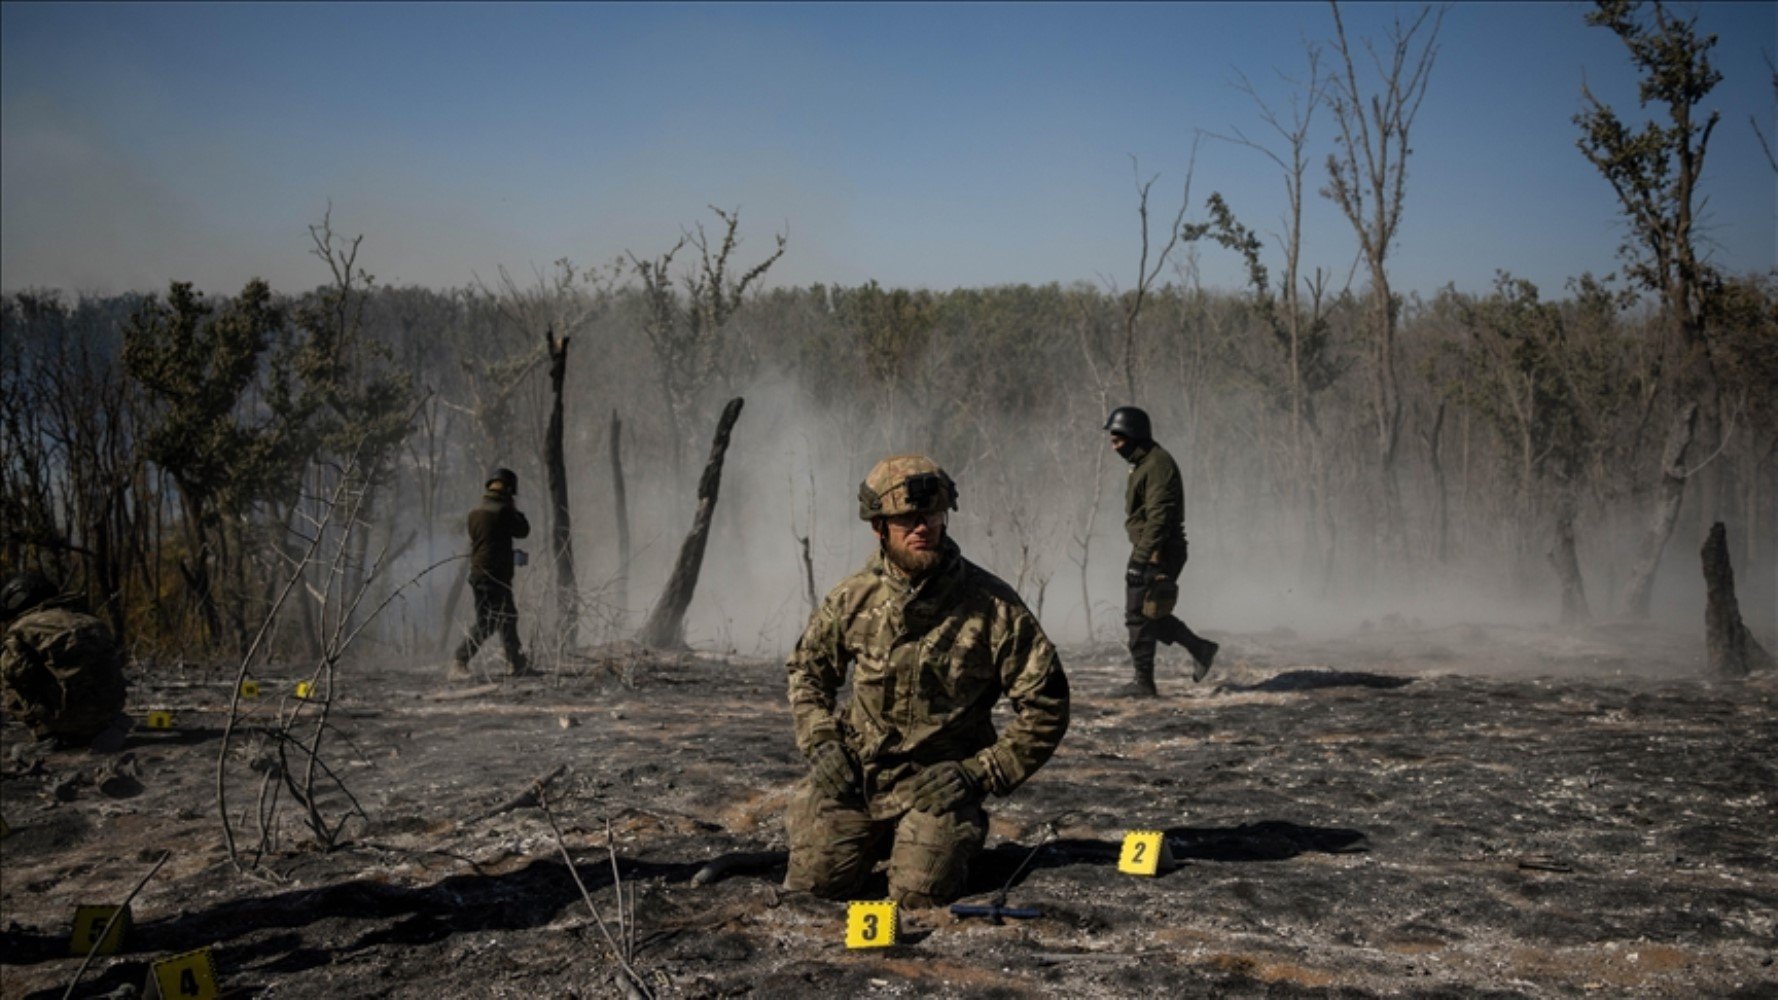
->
[62,851,170,1000]
[536,793,653,998]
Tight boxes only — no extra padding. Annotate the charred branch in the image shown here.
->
[638,397,745,650]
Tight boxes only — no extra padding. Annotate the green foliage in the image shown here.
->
[831,281,938,385]
[1184,193,1350,417]
[122,280,305,516]
[1703,273,1778,432]
[1575,0,1721,307]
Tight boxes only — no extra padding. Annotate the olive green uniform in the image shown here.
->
[454,489,531,673]
[2,605,127,744]
[1121,441,1216,687]
[785,537,1070,906]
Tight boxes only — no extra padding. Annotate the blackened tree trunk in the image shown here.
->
[1621,402,1697,619]
[609,408,631,623]
[545,328,577,648]
[639,397,744,650]
[799,533,818,614]
[1702,522,1774,677]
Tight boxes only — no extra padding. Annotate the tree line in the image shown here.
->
[2,1,1772,662]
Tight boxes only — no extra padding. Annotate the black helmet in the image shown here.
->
[486,467,518,494]
[1104,406,1152,443]
[2,571,58,621]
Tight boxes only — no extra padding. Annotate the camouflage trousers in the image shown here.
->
[783,776,988,908]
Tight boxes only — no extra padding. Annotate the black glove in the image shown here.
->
[1126,558,1161,588]
[807,740,861,800]
[904,760,986,814]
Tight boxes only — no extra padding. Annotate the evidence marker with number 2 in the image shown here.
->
[1117,830,1176,876]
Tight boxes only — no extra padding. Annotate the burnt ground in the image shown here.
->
[2,620,1775,999]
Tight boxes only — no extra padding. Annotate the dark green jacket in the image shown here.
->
[467,490,530,584]
[786,537,1070,818]
[1122,441,1184,564]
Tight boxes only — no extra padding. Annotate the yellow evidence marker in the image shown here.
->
[239,679,260,699]
[70,904,132,955]
[145,946,219,999]
[145,710,175,730]
[1117,830,1175,876]
[294,681,314,700]
[845,900,898,949]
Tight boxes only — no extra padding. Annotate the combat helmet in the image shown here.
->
[1103,406,1152,443]
[1,571,58,623]
[858,454,958,521]
[486,467,519,495]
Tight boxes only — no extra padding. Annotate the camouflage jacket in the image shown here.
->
[1122,441,1185,564]
[1,606,127,740]
[467,490,530,583]
[787,537,1070,818]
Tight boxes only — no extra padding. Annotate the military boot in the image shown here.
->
[1188,637,1219,683]
[446,658,473,682]
[1115,675,1159,698]
[1114,652,1159,698]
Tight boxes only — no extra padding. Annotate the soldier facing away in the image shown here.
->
[784,455,1070,908]
[1,571,128,748]
[451,467,532,679]
[1106,406,1219,697]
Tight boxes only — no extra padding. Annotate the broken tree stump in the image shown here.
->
[1702,522,1775,678]
[545,326,578,648]
[610,408,632,623]
[638,397,744,650]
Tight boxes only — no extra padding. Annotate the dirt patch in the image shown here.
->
[3,623,1776,998]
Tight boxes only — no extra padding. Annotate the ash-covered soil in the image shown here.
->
[3,621,1775,999]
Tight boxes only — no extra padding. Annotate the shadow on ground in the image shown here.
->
[8,855,700,999]
[966,818,1369,894]
[1232,670,1413,693]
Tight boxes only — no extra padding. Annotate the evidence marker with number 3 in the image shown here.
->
[845,900,899,949]
[1117,830,1176,876]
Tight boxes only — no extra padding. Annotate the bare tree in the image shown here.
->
[1211,45,1331,472]
[629,207,784,490]
[1754,50,1778,173]
[1577,0,1733,614]
[1116,156,1192,399]
[1323,0,1445,558]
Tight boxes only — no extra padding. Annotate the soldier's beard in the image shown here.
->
[883,529,945,578]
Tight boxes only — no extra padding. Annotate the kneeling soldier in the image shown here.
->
[784,455,1070,907]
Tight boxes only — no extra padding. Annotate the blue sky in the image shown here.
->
[2,1,1773,300]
